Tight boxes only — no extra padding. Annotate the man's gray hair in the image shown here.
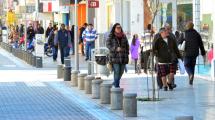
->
[159,27,166,33]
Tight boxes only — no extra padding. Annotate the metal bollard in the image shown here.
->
[84,75,95,94]
[111,88,123,110]
[71,71,79,86]
[100,83,112,104]
[64,66,71,81]
[92,78,103,99]
[57,64,63,79]
[64,57,71,67]
[36,56,43,68]
[78,73,87,90]
[123,93,137,117]
[175,116,193,120]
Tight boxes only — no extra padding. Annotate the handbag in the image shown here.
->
[178,59,185,74]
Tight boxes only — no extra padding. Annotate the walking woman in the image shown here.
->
[182,22,206,85]
[106,23,129,88]
[130,34,140,73]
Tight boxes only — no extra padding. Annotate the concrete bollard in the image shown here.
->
[111,88,123,110]
[123,93,137,117]
[57,64,63,79]
[36,56,43,68]
[71,71,79,86]
[92,78,103,99]
[78,73,87,90]
[64,57,71,67]
[175,116,193,120]
[88,61,92,75]
[100,83,112,104]
[84,75,95,94]
[64,66,71,81]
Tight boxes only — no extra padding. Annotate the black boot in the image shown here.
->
[189,74,194,85]
[167,83,173,91]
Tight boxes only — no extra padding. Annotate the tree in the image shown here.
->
[147,0,161,101]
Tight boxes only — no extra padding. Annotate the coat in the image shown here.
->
[153,34,181,63]
[130,39,140,60]
[106,33,129,64]
[180,29,206,57]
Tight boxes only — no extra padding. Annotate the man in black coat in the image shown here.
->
[79,23,87,56]
[153,27,182,91]
[180,22,206,85]
[45,23,53,38]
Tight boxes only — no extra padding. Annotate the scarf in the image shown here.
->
[114,32,124,40]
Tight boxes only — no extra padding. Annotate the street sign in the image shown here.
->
[88,0,99,8]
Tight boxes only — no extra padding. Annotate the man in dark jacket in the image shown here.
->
[54,24,69,64]
[79,23,87,56]
[181,22,206,85]
[156,24,178,89]
[45,23,53,38]
[35,23,44,34]
[27,23,35,44]
[153,27,181,91]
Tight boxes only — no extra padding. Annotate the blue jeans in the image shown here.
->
[86,41,95,60]
[184,56,197,76]
[52,46,58,61]
[60,47,68,64]
[113,64,125,88]
[66,47,70,57]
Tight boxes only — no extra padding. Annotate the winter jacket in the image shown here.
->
[45,27,53,38]
[55,29,69,48]
[130,39,140,60]
[106,33,129,64]
[153,34,181,63]
[27,26,35,40]
[82,28,98,42]
[48,30,56,46]
[79,27,85,43]
[36,27,44,34]
[180,29,206,57]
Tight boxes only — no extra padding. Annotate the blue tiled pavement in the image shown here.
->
[0,81,99,120]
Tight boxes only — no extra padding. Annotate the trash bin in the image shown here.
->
[36,56,43,68]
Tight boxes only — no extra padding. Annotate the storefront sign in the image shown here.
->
[88,0,99,8]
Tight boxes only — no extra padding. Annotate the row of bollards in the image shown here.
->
[0,42,42,68]
[57,60,138,117]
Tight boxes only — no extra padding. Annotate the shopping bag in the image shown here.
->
[178,59,185,74]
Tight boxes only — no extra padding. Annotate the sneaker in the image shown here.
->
[85,58,89,61]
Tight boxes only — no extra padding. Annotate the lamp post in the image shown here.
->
[74,0,79,71]
[24,0,27,50]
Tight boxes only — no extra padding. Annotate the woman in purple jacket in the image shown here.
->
[130,34,140,73]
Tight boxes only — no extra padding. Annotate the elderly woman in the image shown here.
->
[106,23,129,88]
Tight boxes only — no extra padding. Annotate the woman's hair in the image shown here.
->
[147,24,152,30]
[110,23,124,36]
[132,34,137,45]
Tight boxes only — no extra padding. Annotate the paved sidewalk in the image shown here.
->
[1,47,215,120]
